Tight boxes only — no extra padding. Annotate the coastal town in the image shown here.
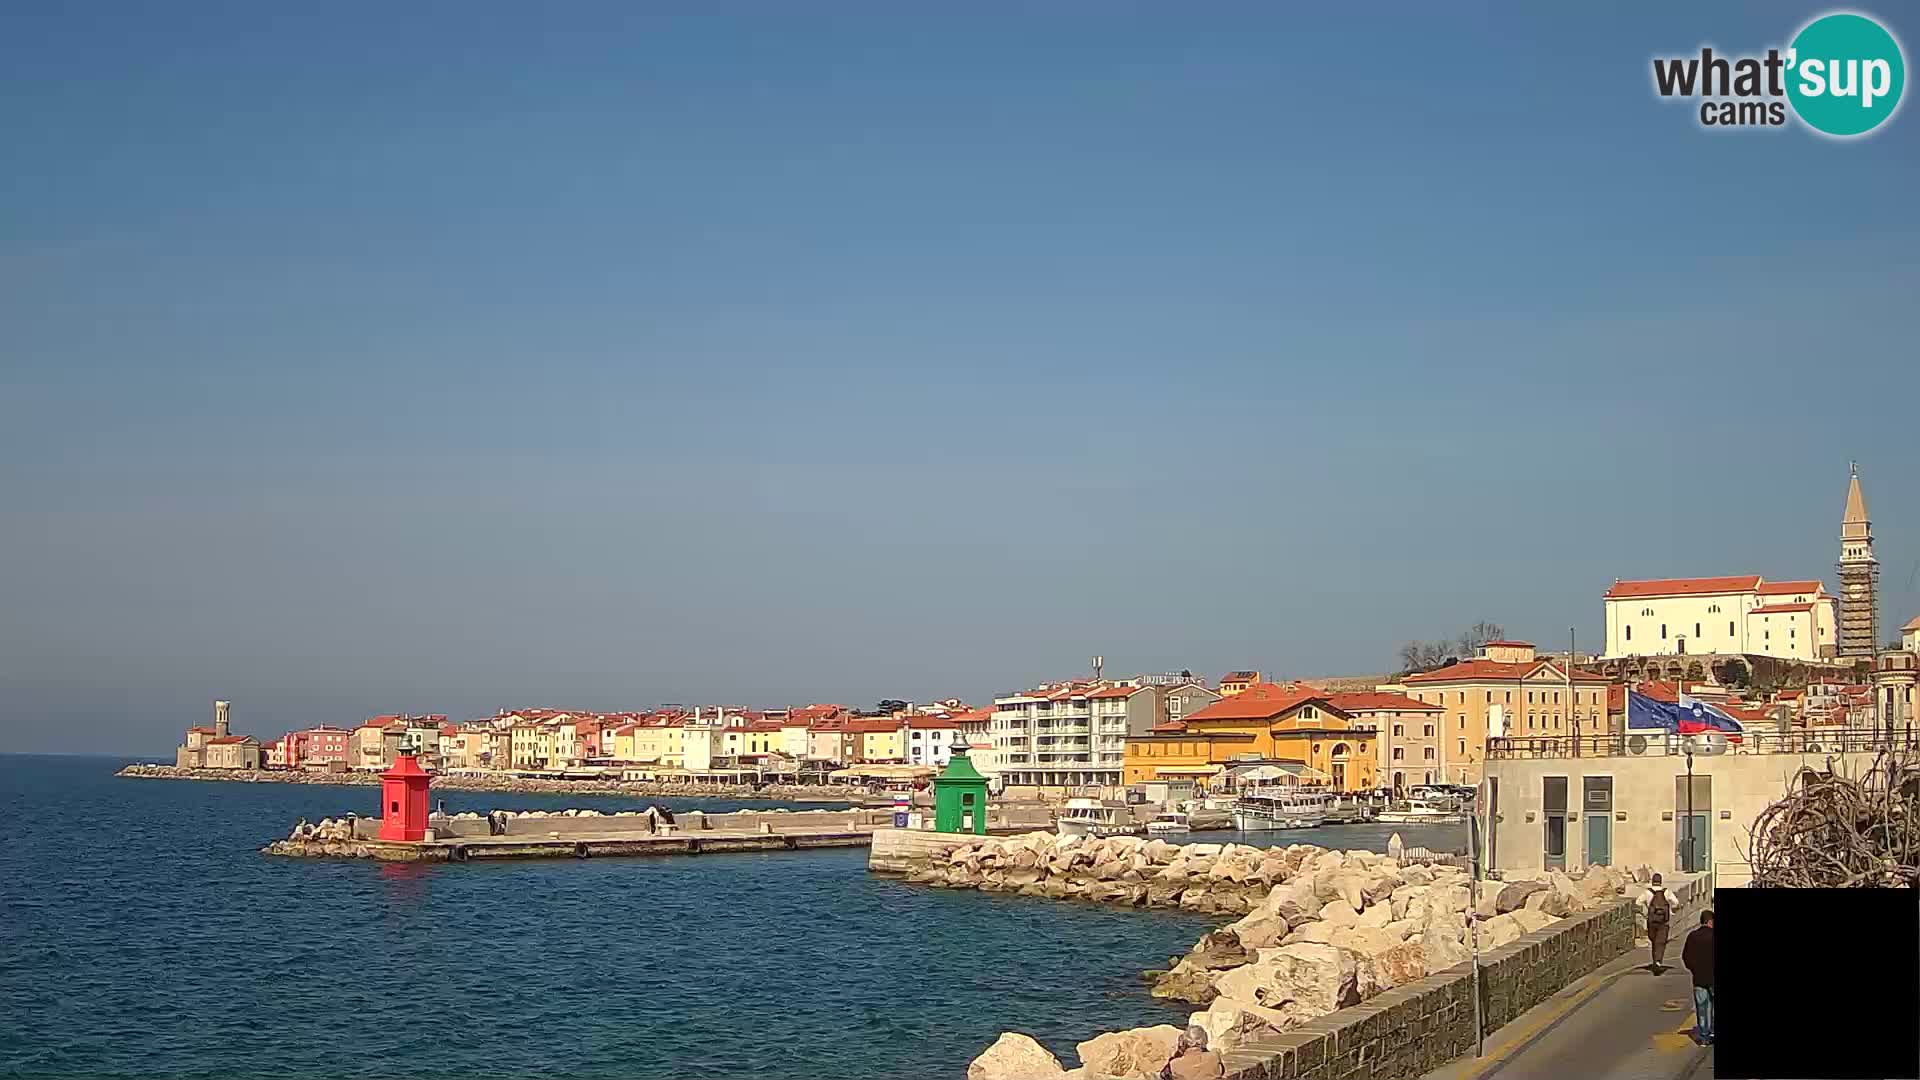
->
[142,468,1918,885]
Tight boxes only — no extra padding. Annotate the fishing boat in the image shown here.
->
[1231,788,1329,831]
[1057,797,1143,838]
[1145,809,1191,836]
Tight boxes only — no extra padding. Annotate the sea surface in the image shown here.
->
[0,755,1462,1080]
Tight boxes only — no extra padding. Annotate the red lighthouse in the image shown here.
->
[378,754,432,842]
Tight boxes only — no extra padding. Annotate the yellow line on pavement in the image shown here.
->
[1445,970,1629,1080]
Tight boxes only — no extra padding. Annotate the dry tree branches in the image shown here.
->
[1749,747,1920,888]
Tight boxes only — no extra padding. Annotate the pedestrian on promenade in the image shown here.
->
[1683,909,1714,1044]
[1646,873,1672,973]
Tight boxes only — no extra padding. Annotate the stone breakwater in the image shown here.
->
[116,763,855,802]
[935,832,1662,1080]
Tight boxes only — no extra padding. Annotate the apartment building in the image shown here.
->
[990,680,1185,790]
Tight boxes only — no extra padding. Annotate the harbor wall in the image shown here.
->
[350,808,899,840]
[1217,899,1637,1080]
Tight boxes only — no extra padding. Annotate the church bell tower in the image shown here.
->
[1837,463,1878,659]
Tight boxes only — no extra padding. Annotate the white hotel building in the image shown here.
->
[1602,576,1838,661]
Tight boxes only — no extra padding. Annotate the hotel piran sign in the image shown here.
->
[1651,11,1905,137]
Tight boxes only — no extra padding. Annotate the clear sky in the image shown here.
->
[3,2,1916,754]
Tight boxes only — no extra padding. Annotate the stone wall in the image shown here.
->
[1215,900,1636,1080]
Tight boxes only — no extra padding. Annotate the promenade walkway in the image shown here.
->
[1422,902,1715,1080]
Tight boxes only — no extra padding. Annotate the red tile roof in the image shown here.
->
[1756,580,1823,595]
[1085,685,1140,700]
[1220,671,1261,682]
[207,735,255,745]
[1402,659,1610,684]
[1604,575,1761,599]
[1183,682,1326,722]
[1149,720,1188,733]
[1903,615,1920,632]
[1750,603,1815,614]
[905,716,959,730]
[1325,691,1442,713]
[844,718,903,734]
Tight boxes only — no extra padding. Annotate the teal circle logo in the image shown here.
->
[1787,12,1906,136]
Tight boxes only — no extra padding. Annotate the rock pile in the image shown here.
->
[911,833,1289,914]
[963,840,1655,1079]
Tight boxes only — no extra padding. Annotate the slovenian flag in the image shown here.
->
[1677,693,1745,742]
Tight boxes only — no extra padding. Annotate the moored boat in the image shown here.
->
[1057,797,1143,838]
[1231,789,1328,831]
[1145,810,1191,836]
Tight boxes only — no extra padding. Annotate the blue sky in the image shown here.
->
[3,2,1916,753]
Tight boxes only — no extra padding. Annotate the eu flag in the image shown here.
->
[1627,691,1680,733]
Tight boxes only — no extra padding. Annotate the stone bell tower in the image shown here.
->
[214,700,231,739]
[1837,463,1878,659]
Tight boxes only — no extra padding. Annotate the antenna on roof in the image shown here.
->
[1092,655,1104,681]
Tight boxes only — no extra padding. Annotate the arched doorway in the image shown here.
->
[1330,743,1350,790]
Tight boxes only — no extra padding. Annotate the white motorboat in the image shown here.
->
[1057,797,1143,838]
[1145,810,1191,836]
[1376,795,1467,824]
[1321,793,1378,824]
[1231,789,1329,831]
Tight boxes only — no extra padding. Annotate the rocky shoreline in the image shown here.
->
[937,832,1661,1080]
[114,763,857,802]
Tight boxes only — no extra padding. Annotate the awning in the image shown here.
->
[1226,761,1325,783]
[828,764,937,780]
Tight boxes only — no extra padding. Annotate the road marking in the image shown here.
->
[1661,999,1689,1011]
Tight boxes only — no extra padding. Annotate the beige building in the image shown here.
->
[1329,692,1445,792]
[1218,671,1261,697]
[1395,642,1612,784]
[1483,727,1888,884]
[1903,614,1919,654]
[1603,576,1837,660]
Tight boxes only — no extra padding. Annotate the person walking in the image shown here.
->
[1683,909,1715,1044]
[1646,873,1672,973]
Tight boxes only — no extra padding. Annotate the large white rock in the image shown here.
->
[1510,907,1556,934]
[1421,931,1472,972]
[1075,1025,1183,1080]
[969,1033,1066,1080]
[1260,875,1323,927]
[1480,912,1525,949]
[1354,901,1395,929]
[1319,899,1361,927]
[1211,942,1361,1026]
[1189,1001,1286,1055]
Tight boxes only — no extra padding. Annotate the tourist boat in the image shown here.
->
[1057,797,1143,838]
[1231,789,1329,831]
[1375,795,1467,824]
[1145,810,1191,836]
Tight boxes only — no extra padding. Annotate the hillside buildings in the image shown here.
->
[1602,577,1837,661]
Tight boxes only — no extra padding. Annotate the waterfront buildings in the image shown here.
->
[904,715,961,767]
[1329,691,1445,792]
[1395,641,1611,784]
[990,680,1218,790]
[1121,682,1380,792]
[174,701,263,770]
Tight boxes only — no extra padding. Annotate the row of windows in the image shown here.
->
[1390,747,1437,761]
[1416,689,1602,706]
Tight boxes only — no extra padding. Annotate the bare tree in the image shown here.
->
[1397,622,1507,674]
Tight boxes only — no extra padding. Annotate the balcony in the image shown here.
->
[1488,727,1901,760]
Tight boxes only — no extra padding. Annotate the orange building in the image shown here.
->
[1122,682,1379,791]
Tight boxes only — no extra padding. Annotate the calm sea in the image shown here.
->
[0,755,1462,1079]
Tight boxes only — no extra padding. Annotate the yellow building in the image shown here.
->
[1395,641,1612,783]
[847,719,904,763]
[1123,683,1378,792]
[611,720,688,767]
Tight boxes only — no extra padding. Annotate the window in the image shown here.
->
[1393,748,1404,761]
[1457,739,1467,755]
[1528,691,1535,704]
[1392,724,1404,736]
[1695,623,1701,638]
[1729,621,1735,637]
[1485,691,1493,703]
[1456,692,1465,704]
[1423,724,1435,737]
[1626,625,1632,641]
[1505,691,1512,703]
[1661,624,1668,639]
[1423,747,1435,760]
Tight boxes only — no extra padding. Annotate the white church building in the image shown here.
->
[1602,575,1837,661]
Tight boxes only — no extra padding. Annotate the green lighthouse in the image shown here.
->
[932,744,990,834]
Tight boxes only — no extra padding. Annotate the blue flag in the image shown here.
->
[1626,691,1680,733]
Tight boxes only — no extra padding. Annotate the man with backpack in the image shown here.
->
[1646,873,1672,974]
